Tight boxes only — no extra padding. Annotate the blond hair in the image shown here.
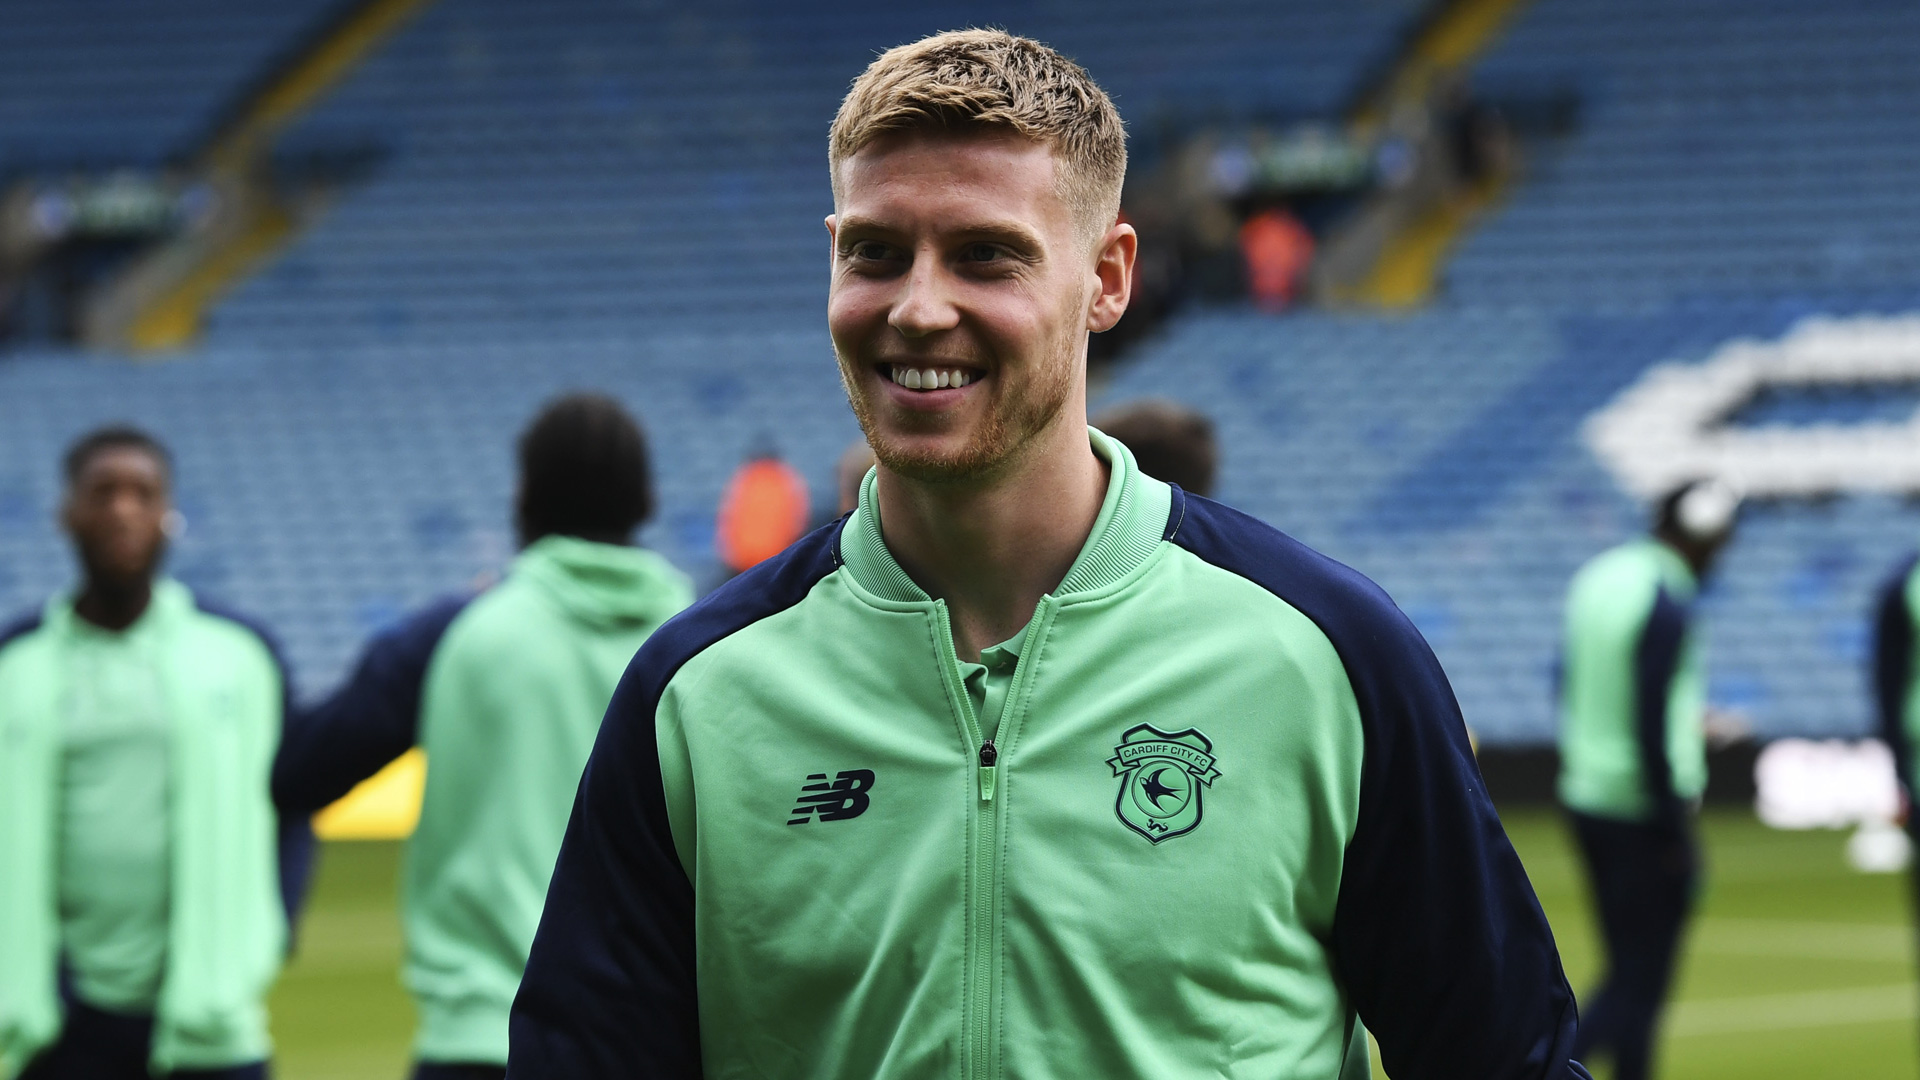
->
[829,28,1127,243]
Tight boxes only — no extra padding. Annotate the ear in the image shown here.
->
[825,214,839,262]
[1086,221,1137,333]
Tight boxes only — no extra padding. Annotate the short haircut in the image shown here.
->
[829,28,1128,245]
[1092,400,1217,497]
[517,393,655,542]
[63,424,172,487]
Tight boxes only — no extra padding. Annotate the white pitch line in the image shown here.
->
[1667,984,1918,1037]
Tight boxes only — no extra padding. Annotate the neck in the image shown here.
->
[1654,532,1709,578]
[74,575,153,632]
[521,529,633,549]
[877,418,1107,662]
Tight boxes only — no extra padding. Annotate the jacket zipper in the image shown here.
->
[931,601,999,1080]
[933,597,1058,1080]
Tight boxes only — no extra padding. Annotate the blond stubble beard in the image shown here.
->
[836,333,1081,486]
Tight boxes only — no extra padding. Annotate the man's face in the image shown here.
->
[827,130,1126,483]
[62,447,170,586]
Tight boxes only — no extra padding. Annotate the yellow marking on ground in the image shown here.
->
[313,747,425,841]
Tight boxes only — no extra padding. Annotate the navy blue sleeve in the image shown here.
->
[1633,588,1688,829]
[270,595,470,816]
[1167,489,1587,1080]
[507,521,844,1080]
[1873,554,1919,797]
[194,597,319,934]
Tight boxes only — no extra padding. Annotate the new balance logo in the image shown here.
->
[787,769,875,825]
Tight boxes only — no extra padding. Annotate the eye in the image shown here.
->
[844,240,897,262]
[960,242,1007,263]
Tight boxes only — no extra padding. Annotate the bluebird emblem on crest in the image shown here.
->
[1107,724,1221,844]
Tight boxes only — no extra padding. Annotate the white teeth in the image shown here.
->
[888,365,976,390]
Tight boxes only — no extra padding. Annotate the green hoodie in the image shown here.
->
[273,535,692,1067]
[408,536,692,1062]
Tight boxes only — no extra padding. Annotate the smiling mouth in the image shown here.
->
[881,363,980,391]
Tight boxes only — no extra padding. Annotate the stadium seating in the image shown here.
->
[209,0,1418,342]
[3,0,1919,749]
[0,0,1423,691]
[1457,0,1920,305]
[0,0,342,168]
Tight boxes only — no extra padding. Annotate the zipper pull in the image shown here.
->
[978,740,997,802]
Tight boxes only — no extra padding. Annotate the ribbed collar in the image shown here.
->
[838,427,1174,605]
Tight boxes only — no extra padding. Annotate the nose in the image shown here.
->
[888,255,960,339]
[106,489,145,524]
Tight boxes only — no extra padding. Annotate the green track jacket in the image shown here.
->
[509,431,1586,1080]
[0,581,293,1076]
[1556,540,1707,824]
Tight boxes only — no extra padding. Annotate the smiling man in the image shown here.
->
[508,29,1587,1080]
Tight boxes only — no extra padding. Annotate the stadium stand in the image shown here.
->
[0,0,345,169]
[1108,0,1920,741]
[0,0,1423,694]
[2,0,1918,753]
[209,0,1418,341]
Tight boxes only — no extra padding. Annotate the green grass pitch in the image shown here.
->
[268,809,1919,1079]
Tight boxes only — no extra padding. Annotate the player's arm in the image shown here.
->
[270,595,470,815]
[507,650,700,1078]
[1632,588,1689,831]
[1871,558,1918,796]
[1327,599,1589,1080]
[1162,492,1585,1077]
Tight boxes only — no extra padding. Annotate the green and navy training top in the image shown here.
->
[1556,539,1708,826]
[510,430,1589,1080]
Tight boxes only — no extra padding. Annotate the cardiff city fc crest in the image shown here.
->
[1107,724,1222,844]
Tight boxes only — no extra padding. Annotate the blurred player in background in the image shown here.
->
[1558,478,1741,1080]
[0,426,303,1080]
[273,393,690,1080]
[1091,398,1218,497]
[511,30,1587,1080]
[1870,527,1920,1021]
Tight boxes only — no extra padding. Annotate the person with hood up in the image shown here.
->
[272,393,692,1080]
